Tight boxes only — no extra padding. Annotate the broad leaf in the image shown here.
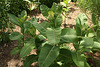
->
[46,28,61,44]
[38,45,59,67]
[8,13,21,26]
[40,5,50,18]
[93,42,100,49]
[20,38,35,58]
[82,37,94,46]
[31,18,49,36]
[23,55,37,67]
[72,51,90,67]
[55,14,63,28]
[9,32,23,40]
[61,28,77,43]
[11,47,21,55]
[58,49,72,63]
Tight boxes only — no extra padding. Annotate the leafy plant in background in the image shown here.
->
[8,3,100,67]
[0,0,12,44]
[78,0,100,19]
[23,0,40,11]
[60,0,71,17]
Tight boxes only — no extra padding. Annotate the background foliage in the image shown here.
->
[78,0,100,19]
[36,0,60,8]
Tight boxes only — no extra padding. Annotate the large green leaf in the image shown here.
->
[76,13,88,36]
[61,28,77,43]
[72,51,90,67]
[38,45,59,67]
[58,49,72,63]
[40,5,50,18]
[9,32,23,40]
[20,38,35,58]
[82,37,94,46]
[11,47,21,55]
[55,14,63,28]
[46,28,61,44]
[8,10,27,27]
[23,55,37,67]
[81,38,100,49]
[8,13,21,26]
[31,18,49,36]
[93,42,100,49]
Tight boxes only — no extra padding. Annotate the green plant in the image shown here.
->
[9,3,100,67]
[60,0,71,17]
[23,0,40,11]
[8,10,36,56]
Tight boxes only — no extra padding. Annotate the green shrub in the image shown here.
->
[0,0,10,44]
[78,0,100,18]
[7,0,29,16]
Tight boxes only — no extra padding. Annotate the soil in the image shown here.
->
[0,2,100,67]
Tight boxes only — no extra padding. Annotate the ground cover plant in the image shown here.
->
[8,2,100,67]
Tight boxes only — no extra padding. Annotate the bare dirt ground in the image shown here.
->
[0,2,100,67]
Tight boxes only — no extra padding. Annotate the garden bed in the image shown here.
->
[0,2,100,67]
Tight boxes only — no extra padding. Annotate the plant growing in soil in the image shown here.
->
[60,0,71,17]
[8,10,36,56]
[8,3,100,67]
